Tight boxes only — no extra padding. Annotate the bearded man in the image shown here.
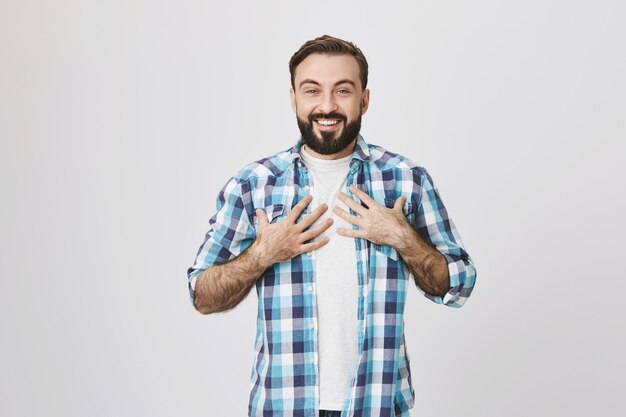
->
[188,35,477,417]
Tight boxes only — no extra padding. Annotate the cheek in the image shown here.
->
[296,108,311,121]
[295,101,315,118]
[343,104,363,120]
[345,97,364,113]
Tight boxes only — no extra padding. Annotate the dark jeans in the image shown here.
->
[319,411,341,417]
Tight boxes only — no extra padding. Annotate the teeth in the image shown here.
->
[317,119,338,126]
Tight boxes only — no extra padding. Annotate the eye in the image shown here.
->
[337,89,351,95]
[304,89,318,95]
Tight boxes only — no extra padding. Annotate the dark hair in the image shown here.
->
[289,35,369,91]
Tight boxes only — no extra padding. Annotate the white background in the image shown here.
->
[2,1,625,416]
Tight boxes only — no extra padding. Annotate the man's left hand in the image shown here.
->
[334,186,410,248]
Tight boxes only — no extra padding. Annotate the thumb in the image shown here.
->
[393,196,406,212]
[256,208,269,229]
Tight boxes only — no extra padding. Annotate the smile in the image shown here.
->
[315,119,340,126]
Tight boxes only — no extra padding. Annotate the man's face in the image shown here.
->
[290,53,370,157]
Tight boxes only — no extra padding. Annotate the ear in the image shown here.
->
[289,87,297,113]
[360,88,370,115]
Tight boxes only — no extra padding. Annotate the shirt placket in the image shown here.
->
[342,158,370,415]
[349,159,369,347]
[296,160,320,417]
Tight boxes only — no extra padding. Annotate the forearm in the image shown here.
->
[394,225,450,298]
[194,241,269,314]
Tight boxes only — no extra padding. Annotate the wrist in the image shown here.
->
[247,239,274,271]
[391,221,418,254]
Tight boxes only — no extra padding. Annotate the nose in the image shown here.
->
[318,91,338,114]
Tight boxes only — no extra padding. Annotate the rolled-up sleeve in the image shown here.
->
[186,177,255,305]
[415,168,477,308]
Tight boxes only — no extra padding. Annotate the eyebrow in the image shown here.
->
[298,78,357,89]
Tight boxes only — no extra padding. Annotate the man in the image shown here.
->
[188,35,477,417]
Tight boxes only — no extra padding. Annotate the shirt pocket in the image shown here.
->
[372,198,417,261]
[252,204,285,229]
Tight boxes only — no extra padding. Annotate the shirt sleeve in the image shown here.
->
[186,177,256,306]
[415,168,477,308]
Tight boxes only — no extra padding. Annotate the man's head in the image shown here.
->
[289,35,370,158]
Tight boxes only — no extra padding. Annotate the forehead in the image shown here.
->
[294,53,361,88]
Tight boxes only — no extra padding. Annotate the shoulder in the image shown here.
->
[366,142,427,176]
[230,146,295,183]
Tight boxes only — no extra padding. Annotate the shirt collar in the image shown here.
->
[290,134,370,166]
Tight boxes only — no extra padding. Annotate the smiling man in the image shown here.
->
[188,35,477,417]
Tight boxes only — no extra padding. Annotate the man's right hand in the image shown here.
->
[252,195,333,267]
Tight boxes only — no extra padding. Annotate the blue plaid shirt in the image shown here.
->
[188,135,476,417]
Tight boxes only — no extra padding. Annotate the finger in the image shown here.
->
[300,218,333,242]
[256,208,269,229]
[296,203,328,231]
[349,186,377,206]
[336,227,364,239]
[393,196,407,212]
[298,237,330,253]
[336,192,366,215]
[333,205,364,227]
[287,195,314,222]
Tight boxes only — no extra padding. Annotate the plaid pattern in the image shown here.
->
[188,135,477,417]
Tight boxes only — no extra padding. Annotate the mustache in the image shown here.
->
[307,112,347,123]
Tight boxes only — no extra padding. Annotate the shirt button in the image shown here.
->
[307,286,313,292]
[304,185,310,190]
[309,358,315,364]
[309,323,315,329]
[307,251,313,256]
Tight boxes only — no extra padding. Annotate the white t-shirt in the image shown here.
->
[300,146,359,411]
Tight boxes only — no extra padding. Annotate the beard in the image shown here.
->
[297,111,362,155]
